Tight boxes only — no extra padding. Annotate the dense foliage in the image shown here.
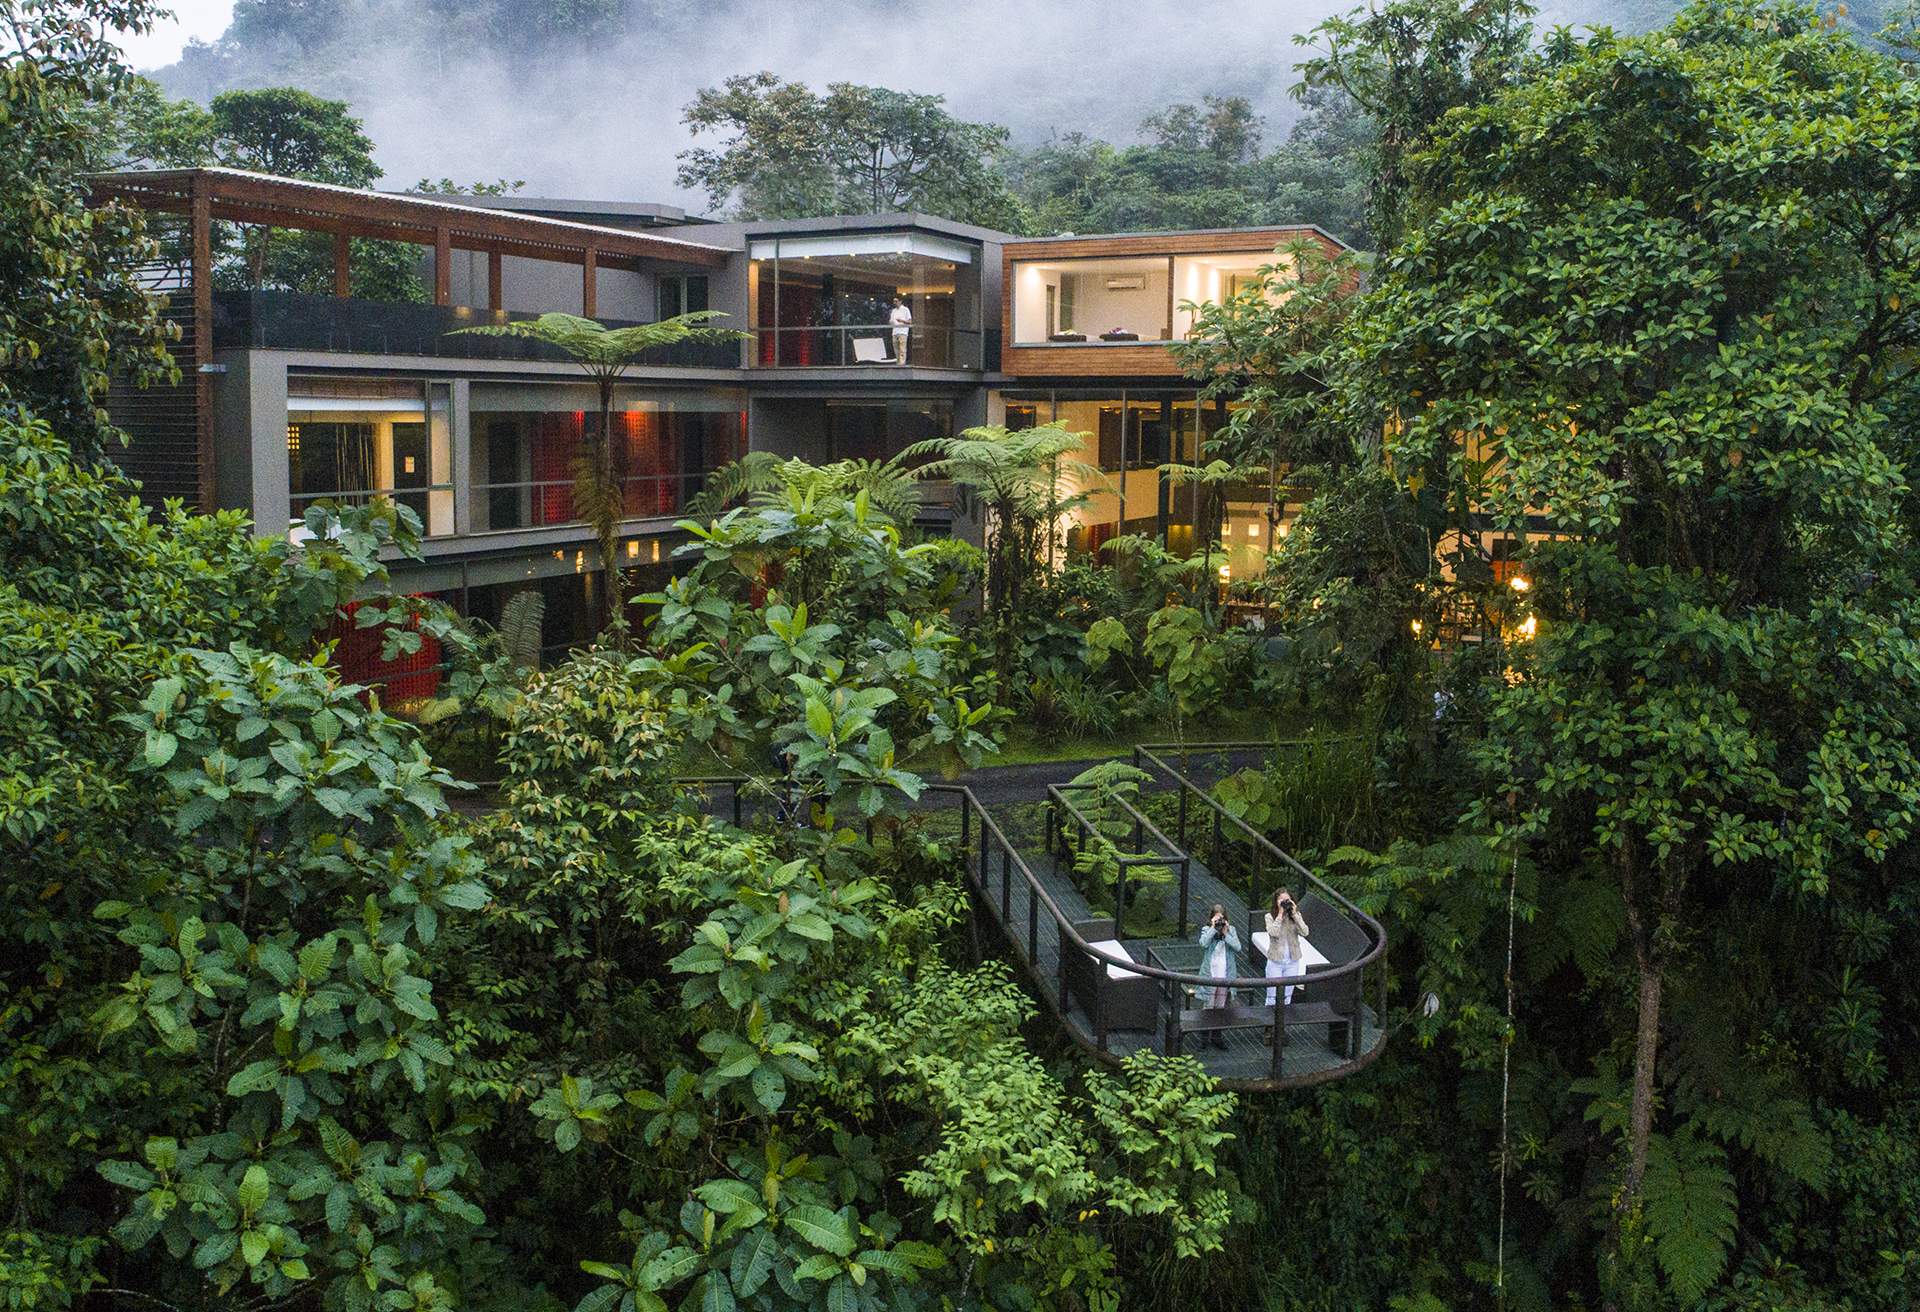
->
[12,3,1920,1311]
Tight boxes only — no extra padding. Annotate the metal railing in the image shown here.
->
[1045,781,1193,939]
[676,765,1389,1087]
[754,325,982,370]
[472,473,712,532]
[215,291,742,367]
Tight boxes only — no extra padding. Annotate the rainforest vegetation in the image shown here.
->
[3,1,1920,1310]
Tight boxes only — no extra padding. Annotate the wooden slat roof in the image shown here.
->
[90,167,731,271]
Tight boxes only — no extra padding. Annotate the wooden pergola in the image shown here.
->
[91,166,728,312]
[89,168,731,509]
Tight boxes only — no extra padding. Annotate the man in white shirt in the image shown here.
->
[888,298,912,364]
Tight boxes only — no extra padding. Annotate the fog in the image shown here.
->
[149,0,1656,211]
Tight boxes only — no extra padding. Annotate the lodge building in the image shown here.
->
[92,167,1347,665]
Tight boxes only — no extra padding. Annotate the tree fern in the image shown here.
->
[446,310,747,641]
[685,453,923,525]
[499,589,546,675]
[1641,1128,1737,1304]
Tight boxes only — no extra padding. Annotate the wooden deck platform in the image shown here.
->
[969,797,1387,1090]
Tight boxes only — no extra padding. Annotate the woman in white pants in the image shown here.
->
[1264,886,1310,1006]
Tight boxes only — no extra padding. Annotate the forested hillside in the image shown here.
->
[6,1,1920,1310]
[145,0,1895,241]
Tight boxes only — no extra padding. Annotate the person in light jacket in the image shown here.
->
[1264,886,1310,1006]
[1197,904,1241,1049]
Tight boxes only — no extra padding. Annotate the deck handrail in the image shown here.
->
[677,772,1382,996]
[1132,740,1389,964]
[1046,780,1193,937]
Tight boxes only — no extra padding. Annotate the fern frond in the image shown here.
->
[499,589,546,674]
[1641,1129,1737,1304]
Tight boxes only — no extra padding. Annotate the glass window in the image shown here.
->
[996,389,1218,559]
[287,377,453,536]
[1171,251,1282,338]
[1011,256,1171,345]
[468,386,747,532]
[658,274,710,320]
[750,234,981,369]
[825,399,953,465]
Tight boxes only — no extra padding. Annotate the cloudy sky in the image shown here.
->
[121,0,234,68]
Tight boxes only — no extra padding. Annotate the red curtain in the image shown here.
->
[616,410,678,516]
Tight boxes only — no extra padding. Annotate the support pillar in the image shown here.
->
[433,227,451,306]
[487,250,503,312]
[582,247,597,319]
[332,232,351,297]
[190,176,215,511]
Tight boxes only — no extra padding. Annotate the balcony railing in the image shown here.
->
[753,325,981,370]
[215,291,742,368]
[473,473,713,533]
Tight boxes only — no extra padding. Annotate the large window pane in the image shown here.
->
[1011,257,1171,345]
[469,387,746,532]
[1171,251,1285,338]
[752,235,980,368]
[287,377,453,536]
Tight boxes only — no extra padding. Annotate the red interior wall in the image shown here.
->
[329,598,443,704]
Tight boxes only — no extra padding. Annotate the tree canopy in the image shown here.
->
[676,73,1027,229]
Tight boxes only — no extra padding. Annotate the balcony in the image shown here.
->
[474,473,715,533]
[213,290,741,369]
[753,325,982,371]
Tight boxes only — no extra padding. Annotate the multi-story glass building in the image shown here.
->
[92,168,1348,663]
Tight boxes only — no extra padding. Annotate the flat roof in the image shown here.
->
[421,193,709,228]
[700,210,1015,246]
[90,168,731,268]
[1007,222,1351,250]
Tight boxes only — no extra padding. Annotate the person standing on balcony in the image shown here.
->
[1264,886,1310,1006]
[888,296,912,364]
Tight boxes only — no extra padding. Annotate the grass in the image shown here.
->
[981,709,1309,769]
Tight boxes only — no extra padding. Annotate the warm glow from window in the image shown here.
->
[1246,523,1259,538]
[626,540,639,558]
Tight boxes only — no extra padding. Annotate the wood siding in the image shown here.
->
[999,227,1344,379]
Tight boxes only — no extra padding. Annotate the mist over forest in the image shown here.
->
[143,0,1734,209]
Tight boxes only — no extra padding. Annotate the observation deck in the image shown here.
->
[693,741,1388,1092]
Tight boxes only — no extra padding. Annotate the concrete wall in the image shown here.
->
[212,349,289,534]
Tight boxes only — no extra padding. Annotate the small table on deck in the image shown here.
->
[1148,940,1348,1068]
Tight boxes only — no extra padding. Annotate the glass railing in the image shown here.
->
[752,325,981,370]
[471,473,714,533]
[216,291,742,368]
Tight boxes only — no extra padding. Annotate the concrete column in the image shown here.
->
[450,378,472,536]
[247,355,290,537]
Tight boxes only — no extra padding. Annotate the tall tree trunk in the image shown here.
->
[1607,838,1662,1307]
[596,377,623,644]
